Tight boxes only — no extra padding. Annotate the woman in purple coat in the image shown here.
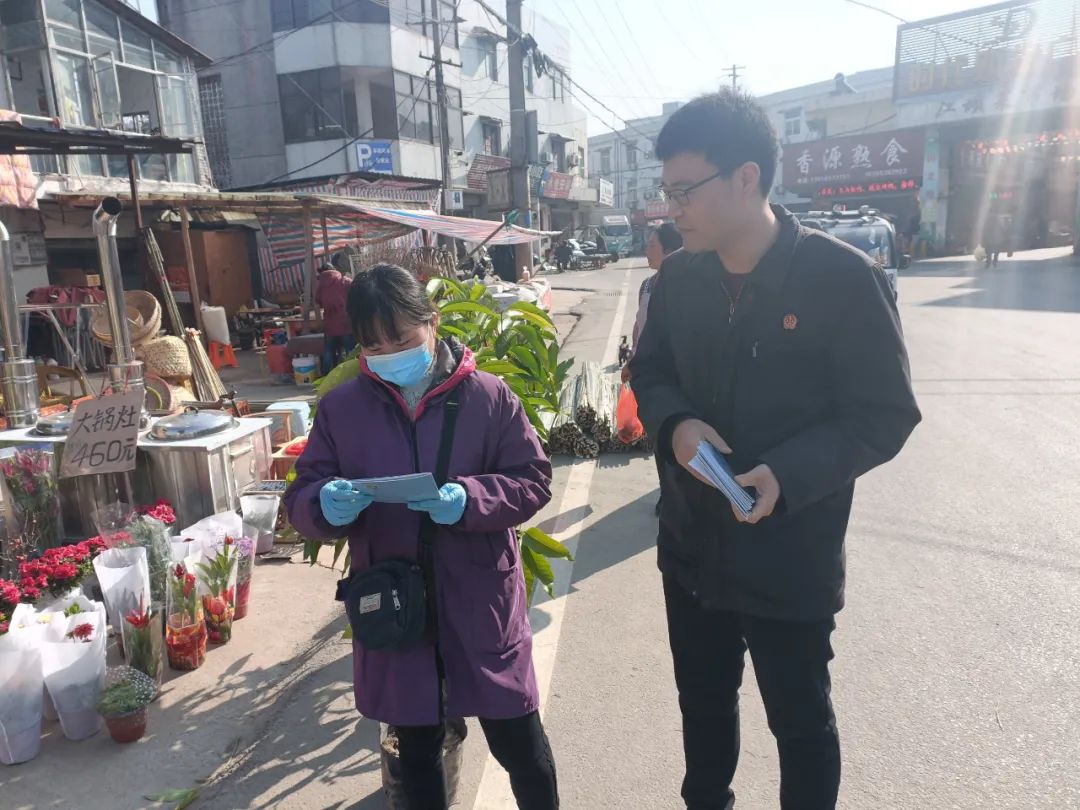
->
[285,263,559,809]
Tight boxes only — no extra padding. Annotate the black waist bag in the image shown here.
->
[335,392,459,651]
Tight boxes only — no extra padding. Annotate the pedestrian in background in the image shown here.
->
[630,90,921,810]
[623,222,683,516]
[285,264,559,810]
[315,262,355,375]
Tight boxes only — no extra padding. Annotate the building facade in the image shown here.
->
[0,0,212,299]
[588,101,681,233]
[161,0,592,228]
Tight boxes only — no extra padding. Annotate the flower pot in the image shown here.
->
[103,708,146,744]
[0,717,42,765]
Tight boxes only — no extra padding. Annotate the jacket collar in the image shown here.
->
[746,204,801,293]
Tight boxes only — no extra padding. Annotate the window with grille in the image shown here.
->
[198,75,232,188]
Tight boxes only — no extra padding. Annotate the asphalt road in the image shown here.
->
[204,249,1080,809]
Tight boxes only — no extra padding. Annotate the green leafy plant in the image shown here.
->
[97,666,156,717]
[302,277,573,605]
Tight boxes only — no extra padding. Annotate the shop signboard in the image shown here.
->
[645,199,669,218]
[782,129,924,195]
[487,167,512,210]
[60,390,142,478]
[9,233,46,266]
[540,170,574,199]
[597,178,614,207]
[895,1,1080,105]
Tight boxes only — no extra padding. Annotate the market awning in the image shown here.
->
[334,202,560,245]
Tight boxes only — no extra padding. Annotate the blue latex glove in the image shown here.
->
[320,479,374,527]
[408,483,467,525]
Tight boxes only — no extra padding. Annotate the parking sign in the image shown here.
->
[356,139,394,173]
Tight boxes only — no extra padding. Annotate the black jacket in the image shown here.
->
[628,206,921,620]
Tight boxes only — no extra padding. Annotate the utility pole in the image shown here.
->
[507,0,531,279]
[429,1,453,197]
[724,64,745,92]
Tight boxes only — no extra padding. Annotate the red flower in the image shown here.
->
[173,563,186,579]
[182,573,196,597]
[0,621,9,635]
[53,562,78,582]
[125,608,152,630]
[205,596,227,620]
[0,579,19,609]
[224,536,234,546]
[223,587,234,604]
[67,622,94,642]
[20,585,40,602]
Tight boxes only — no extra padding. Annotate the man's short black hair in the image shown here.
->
[654,223,683,254]
[654,90,779,196]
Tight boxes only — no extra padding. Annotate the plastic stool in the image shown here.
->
[209,341,238,370]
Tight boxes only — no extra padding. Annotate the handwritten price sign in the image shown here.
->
[59,390,142,478]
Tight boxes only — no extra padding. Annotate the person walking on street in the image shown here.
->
[285,264,559,810]
[981,209,1008,267]
[629,91,921,810]
[315,262,355,374]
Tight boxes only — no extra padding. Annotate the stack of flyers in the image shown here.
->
[687,441,757,519]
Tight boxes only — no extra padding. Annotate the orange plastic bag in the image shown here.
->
[616,384,645,444]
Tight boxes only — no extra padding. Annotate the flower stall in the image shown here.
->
[0,491,282,765]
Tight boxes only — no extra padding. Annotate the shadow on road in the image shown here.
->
[565,488,659,586]
[905,251,1080,313]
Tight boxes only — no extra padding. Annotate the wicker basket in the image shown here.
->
[125,290,162,346]
[138,336,192,378]
[90,305,144,347]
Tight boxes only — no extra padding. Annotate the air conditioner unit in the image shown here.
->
[443,188,465,211]
[567,153,580,167]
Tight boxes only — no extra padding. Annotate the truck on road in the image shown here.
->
[584,209,633,258]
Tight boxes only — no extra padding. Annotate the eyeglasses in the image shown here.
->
[657,170,727,207]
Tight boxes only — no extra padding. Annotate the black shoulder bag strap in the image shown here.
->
[418,389,460,648]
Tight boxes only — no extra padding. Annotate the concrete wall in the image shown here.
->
[161,0,287,188]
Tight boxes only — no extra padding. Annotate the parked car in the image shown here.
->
[796,207,909,298]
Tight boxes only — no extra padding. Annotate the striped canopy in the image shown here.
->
[334,201,560,245]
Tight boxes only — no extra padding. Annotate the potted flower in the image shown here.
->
[96,666,155,744]
[122,599,163,686]
[0,577,18,636]
[165,563,206,670]
[196,539,237,644]
[0,448,59,554]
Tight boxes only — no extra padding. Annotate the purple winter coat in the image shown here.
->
[284,339,552,726]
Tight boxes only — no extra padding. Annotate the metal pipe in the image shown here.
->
[0,220,22,360]
[91,197,145,416]
[92,196,133,364]
[0,219,39,427]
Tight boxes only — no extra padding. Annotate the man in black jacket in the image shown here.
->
[628,91,921,810]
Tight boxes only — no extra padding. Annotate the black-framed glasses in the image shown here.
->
[657,170,727,207]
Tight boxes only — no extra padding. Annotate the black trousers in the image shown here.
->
[396,710,558,810]
[663,577,840,810]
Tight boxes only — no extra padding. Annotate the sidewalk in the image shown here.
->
[0,549,346,810]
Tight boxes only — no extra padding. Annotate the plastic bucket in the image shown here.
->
[292,356,318,385]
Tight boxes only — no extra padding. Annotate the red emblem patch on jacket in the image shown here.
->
[783,314,798,330]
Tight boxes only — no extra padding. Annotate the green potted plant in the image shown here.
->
[96,666,156,743]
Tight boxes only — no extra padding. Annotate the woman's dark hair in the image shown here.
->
[654,90,779,196]
[653,223,683,254]
[347,263,436,346]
